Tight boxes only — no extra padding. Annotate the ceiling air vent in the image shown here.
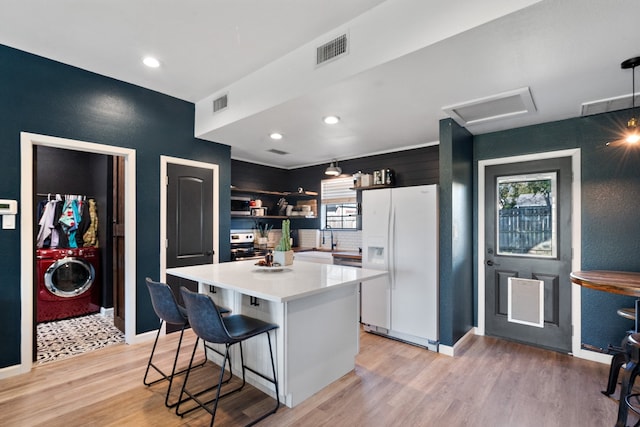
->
[213,94,228,113]
[442,87,536,127]
[581,93,640,116]
[316,33,348,66]
[267,148,289,155]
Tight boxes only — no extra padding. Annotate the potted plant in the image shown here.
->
[273,219,294,265]
[255,222,272,248]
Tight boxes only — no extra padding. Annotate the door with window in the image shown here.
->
[485,157,572,352]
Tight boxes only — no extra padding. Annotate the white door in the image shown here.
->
[391,185,438,340]
[361,188,391,329]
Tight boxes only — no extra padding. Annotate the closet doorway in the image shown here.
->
[20,132,137,375]
[33,146,124,363]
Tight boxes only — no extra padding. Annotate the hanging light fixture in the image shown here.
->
[622,56,640,144]
[324,159,342,176]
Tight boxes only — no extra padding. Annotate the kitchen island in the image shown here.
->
[166,260,387,407]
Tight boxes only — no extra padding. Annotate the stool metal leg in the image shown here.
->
[177,331,280,426]
[143,319,165,386]
[175,338,234,417]
[603,349,628,396]
[244,331,280,427]
[143,320,206,408]
[616,359,640,427]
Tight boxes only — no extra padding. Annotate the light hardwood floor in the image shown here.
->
[0,328,622,426]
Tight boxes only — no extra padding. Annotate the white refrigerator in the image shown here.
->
[361,184,439,351]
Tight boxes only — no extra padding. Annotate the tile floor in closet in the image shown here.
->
[36,312,124,364]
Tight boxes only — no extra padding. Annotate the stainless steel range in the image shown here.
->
[230,230,269,261]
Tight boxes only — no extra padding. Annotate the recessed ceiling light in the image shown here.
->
[143,56,160,68]
[323,115,340,125]
[270,132,283,140]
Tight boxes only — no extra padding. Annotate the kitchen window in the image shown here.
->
[321,177,357,229]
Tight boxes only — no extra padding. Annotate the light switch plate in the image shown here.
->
[2,214,16,229]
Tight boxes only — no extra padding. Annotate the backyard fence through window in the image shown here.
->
[498,206,552,255]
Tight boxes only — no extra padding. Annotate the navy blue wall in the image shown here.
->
[474,110,640,350]
[439,119,474,346]
[0,44,231,368]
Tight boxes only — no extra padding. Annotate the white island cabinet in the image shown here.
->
[166,260,387,408]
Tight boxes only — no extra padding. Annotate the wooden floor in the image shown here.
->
[0,328,623,426]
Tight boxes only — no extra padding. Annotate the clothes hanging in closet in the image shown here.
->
[36,198,61,248]
[36,195,97,249]
[82,199,98,247]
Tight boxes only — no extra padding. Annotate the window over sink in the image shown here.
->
[321,177,357,229]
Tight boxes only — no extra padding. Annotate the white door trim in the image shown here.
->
[159,156,219,285]
[477,148,600,361]
[9,132,137,379]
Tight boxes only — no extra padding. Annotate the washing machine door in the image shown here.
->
[44,257,95,297]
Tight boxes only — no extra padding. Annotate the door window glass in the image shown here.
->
[496,172,557,258]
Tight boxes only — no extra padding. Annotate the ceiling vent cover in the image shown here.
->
[267,148,289,155]
[213,94,228,113]
[442,87,537,126]
[581,93,640,116]
[316,33,348,66]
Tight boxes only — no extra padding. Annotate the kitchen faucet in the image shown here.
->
[324,225,337,250]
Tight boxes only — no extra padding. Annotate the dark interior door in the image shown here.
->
[166,163,215,331]
[485,156,572,353]
[112,156,125,333]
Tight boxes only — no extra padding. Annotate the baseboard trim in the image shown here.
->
[572,347,612,364]
[100,307,114,316]
[438,327,477,357]
[0,363,30,380]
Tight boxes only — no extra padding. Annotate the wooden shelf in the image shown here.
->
[231,215,317,219]
[231,187,318,197]
[350,184,393,191]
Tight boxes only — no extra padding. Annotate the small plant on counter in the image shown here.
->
[256,222,272,238]
[275,219,291,251]
[274,219,294,265]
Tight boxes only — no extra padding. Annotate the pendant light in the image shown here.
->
[622,56,640,144]
[324,160,342,176]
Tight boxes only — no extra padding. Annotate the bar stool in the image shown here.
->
[143,278,229,408]
[616,333,640,427]
[625,393,640,427]
[177,286,280,426]
[602,308,637,396]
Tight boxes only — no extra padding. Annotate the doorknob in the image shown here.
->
[486,260,500,266]
[206,250,214,256]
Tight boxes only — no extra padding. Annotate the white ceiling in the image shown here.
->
[1,0,638,169]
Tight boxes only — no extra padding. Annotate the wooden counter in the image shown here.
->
[569,270,640,297]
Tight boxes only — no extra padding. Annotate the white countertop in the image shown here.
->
[167,260,387,303]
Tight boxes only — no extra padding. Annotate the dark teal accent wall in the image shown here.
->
[0,44,231,368]
[439,119,474,346]
[474,110,640,350]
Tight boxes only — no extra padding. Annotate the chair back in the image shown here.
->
[180,287,233,344]
[145,278,187,326]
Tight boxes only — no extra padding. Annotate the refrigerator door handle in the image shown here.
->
[390,205,396,289]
